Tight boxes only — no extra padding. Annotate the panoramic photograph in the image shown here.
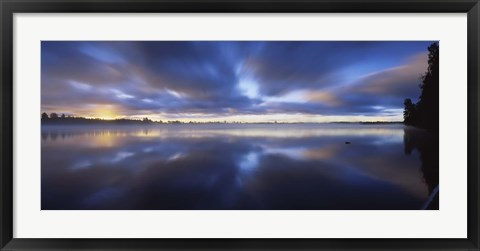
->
[41,41,439,210]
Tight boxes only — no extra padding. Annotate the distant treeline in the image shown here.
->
[41,113,276,125]
[41,113,158,125]
[41,113,406,125]
[403,42,439,132]
[359,121,403,125]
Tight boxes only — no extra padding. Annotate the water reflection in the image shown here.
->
[41,124,438,210]
[403,127,439,209]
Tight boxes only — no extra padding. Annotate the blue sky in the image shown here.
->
[41,41,434,122]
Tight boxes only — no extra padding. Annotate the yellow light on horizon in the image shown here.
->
[89,106,119,120]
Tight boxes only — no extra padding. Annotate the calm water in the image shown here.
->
[41,124,438,210]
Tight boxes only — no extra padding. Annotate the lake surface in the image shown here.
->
[41,124,438,210]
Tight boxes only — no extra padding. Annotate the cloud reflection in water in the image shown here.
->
[41,124,433,210]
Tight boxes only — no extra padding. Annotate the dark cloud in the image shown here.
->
[331,52,428,112]
[41,41,435,120]
[241,41,431,96]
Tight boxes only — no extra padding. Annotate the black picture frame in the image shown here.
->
[1,0,479,250]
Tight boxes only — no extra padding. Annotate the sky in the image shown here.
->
[41,41,435,123]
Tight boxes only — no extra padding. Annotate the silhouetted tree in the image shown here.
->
[61,113,66,119]
[403,42,439,132]
[41,112,49,120]
[402,43,439,209]
[417,43,439,131]
[50,113,59,119]
[403,98,417,125]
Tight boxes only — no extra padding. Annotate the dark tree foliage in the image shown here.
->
[403,42,439,132]
[403,98,417,125]
[41,112,49,120]
[402,43,439,210]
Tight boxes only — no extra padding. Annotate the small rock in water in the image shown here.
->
[345,141,351,144]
